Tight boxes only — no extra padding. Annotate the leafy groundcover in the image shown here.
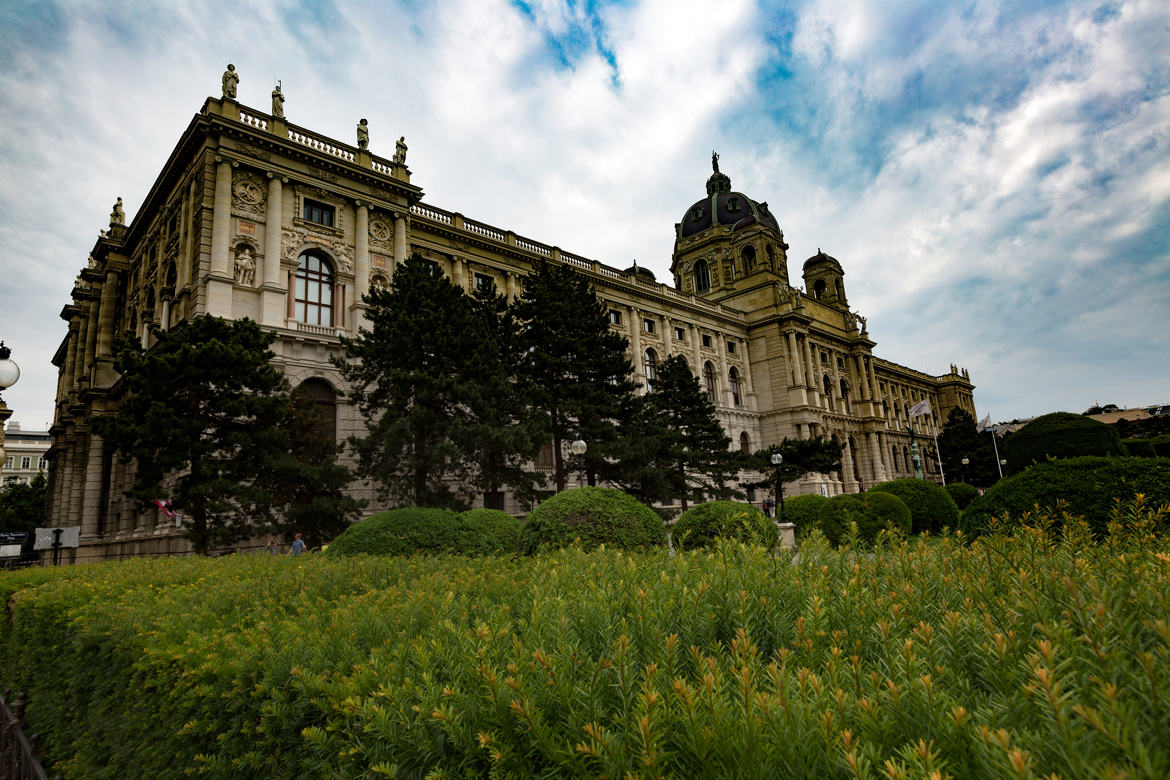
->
[2,508,1169,778]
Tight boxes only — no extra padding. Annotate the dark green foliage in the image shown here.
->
[816,494,865,545]
[783,493,828,538]
[745,436,843,487]
[868,478,960,534]
[937,408,999,486]
[945,482,980,510]
[961,456,1170,537]
[1005,412,1124,474]
[91,316,292,554]
[859,491,912,542]
[459,509,523,554]
[616,355,741,509]
[0,472,46,535]
[671,501,777,550]
[520,486,665,552]
[326,508,464,556]
[1152,435,1170,457]
[515,260,636,492]
[1122,438,1158,457]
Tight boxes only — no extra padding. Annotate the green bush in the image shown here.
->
[1005,412,1124,474]
[671,501,777,550]
[327,508,463,556]
[1122,438,1158,458]
[961,456,1170,537]
[783,493,828,538]
[945,482,980,510]
[868,479,959,534]
[458,509,523,554]
[816,494,865,545]
[520,487,665,552]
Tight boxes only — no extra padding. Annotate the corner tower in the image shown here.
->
[671,153,790,299]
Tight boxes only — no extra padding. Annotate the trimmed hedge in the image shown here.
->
[1005,412,1123,474]
[520,487,665,552]
[671,501,777,550]
[961,456,1170,537]
[783,493,828,538]
[945,482,980,510]
[816,492,911,545]
[1122,438,1158,458]
[327,508,464,556]
[459,509,523,554]
[868,479,959,534]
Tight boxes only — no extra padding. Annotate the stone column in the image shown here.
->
[841,438,858,492]
[628,306,643,392]
[739,338,756,409]
[691,324,702,375]
[73,303,92,382]
[159,297,172,332]
[786,331,804,386]
[180,182,194,285]
[354,202,369,291]
[207,158,234,317]
[262,174,285,326]
[803,335,820,405]
[868,432,887,482]
[662,316,673,357]
[96,271,119,357]
[80,432,105,540]
[63,321,80,393]
[82,299,99,376]
[856,354,872,400]
[393,213,407,275]
[716,333,730,405]
[452,257,466,290]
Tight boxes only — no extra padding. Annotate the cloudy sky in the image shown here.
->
[1,0,1167,431]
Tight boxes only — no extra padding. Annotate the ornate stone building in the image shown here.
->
[48,80,975,561]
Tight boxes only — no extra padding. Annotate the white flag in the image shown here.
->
[976,413,991,433]
[908,398,931,418]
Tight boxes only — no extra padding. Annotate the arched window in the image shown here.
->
[703,361,716,403]
[903,446,911,473]
[693,259,711,292]
[295,251,334,326]
[766,244,775,270]
[741,245,756,276]
[729,367,741,406]
[892,445,900,472]
[740,432,751,454]
[849,436,861,485]
[293,378,337,448]
[643,349,658,387]
[823,374,834,411]
[813,279,827,299]
[840,379,851,414]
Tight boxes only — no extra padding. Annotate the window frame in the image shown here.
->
[294,251,335,327]
[302,198,335,227]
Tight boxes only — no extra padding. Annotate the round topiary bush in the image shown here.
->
[1005,412,1124,474]
[1122,439,1158,458]
[816,494,865,545]
[961,456,1170,537]
[326,508,463,556]
[858,491,912,543]
[520,487,665,553]
[867,479,959,534]
[945,482,980,510]
[671,501,777,550]
[458,509,524,554]
[784,493,829,538]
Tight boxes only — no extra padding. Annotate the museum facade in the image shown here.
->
[47,82,975,561]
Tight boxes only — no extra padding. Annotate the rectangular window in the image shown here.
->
[643,318,655,334]
[674,326,685,341]
[38,458,46,469]
[535,443,555,469]
[474,273,493,292]
[21,457,31,469]
[484,491,505,511]
[3,457,11,468]
[302,199,335,227]
[837,357,845,370]
[701,334,711,348]
[820,352,828,364]
[726,341,736,354]
[607,309,622,325]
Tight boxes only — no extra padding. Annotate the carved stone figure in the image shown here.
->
[231,173,266,219]
[370,274,388,294]
[712,150,720,173]
[234,245,256,286]
[393,136,407,165]
[110,197,125,226]
[356,118,369,150]
[271,82,284,118]
[856,313,867,333]
[221,64,238,99]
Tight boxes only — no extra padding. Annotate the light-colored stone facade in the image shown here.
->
[47,92,975,561]
[1,422,50,486]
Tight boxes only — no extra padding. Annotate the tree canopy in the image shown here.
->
[0,472,47,536]
[745,436,844,497]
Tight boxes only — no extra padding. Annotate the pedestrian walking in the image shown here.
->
[289,533,306,556]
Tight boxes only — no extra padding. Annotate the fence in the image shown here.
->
[0,691,59,780]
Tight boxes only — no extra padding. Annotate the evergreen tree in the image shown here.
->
[0,472,47,535]
[617,354,741,508]
[937,408,997,485]
[745,436,844,498]
[92,316,292,554]
[515,260,636,492]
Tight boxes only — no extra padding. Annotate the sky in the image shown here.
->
[1,0,1167,432]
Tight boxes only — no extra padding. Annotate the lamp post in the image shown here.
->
[770,451,788,524]
[961,456,969,485]
[568,437,587,488]
[999,458,1007,478]
[0,342,20,483]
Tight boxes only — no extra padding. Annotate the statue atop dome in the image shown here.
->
[712,150,720,174]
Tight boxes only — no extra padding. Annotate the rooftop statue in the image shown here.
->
[712,150,720,174]
[356,118,369,150]
[393,136,407,165]
[110,197,125,226]
[222,63,238,99]
[271,82,284,119]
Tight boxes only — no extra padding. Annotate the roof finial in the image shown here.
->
[711,150,720,174]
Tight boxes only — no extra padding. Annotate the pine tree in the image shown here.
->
[937,408,997,485]
[92,316,292,554]
[515,260,636,492]
[619,354,741,508]
[745,436,844,498]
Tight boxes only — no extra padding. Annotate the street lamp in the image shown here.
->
[0,342,20,482]
[999,458,1007,479]
[770,451,788,524]
[961,456,970,484]
[569,438,587,456]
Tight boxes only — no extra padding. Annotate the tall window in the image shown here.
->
[643,349,658,387]
[840,379,851,414]
[739,432,751,454]
[295,251,334,326]
[293,379,337,446]
[729,367,741,406]
[823,374,834,411]
[693,259,711,292]
[741,245,756,276]
[607,308,622,325]
[703,361,716,403]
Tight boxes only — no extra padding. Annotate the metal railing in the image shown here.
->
[1,691,60,780]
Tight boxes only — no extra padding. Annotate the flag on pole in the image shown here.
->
[908,398,932,418]
[976,413,991,433]
[154,499,177,519]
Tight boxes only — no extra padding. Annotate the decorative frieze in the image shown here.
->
[231,172,266,220]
